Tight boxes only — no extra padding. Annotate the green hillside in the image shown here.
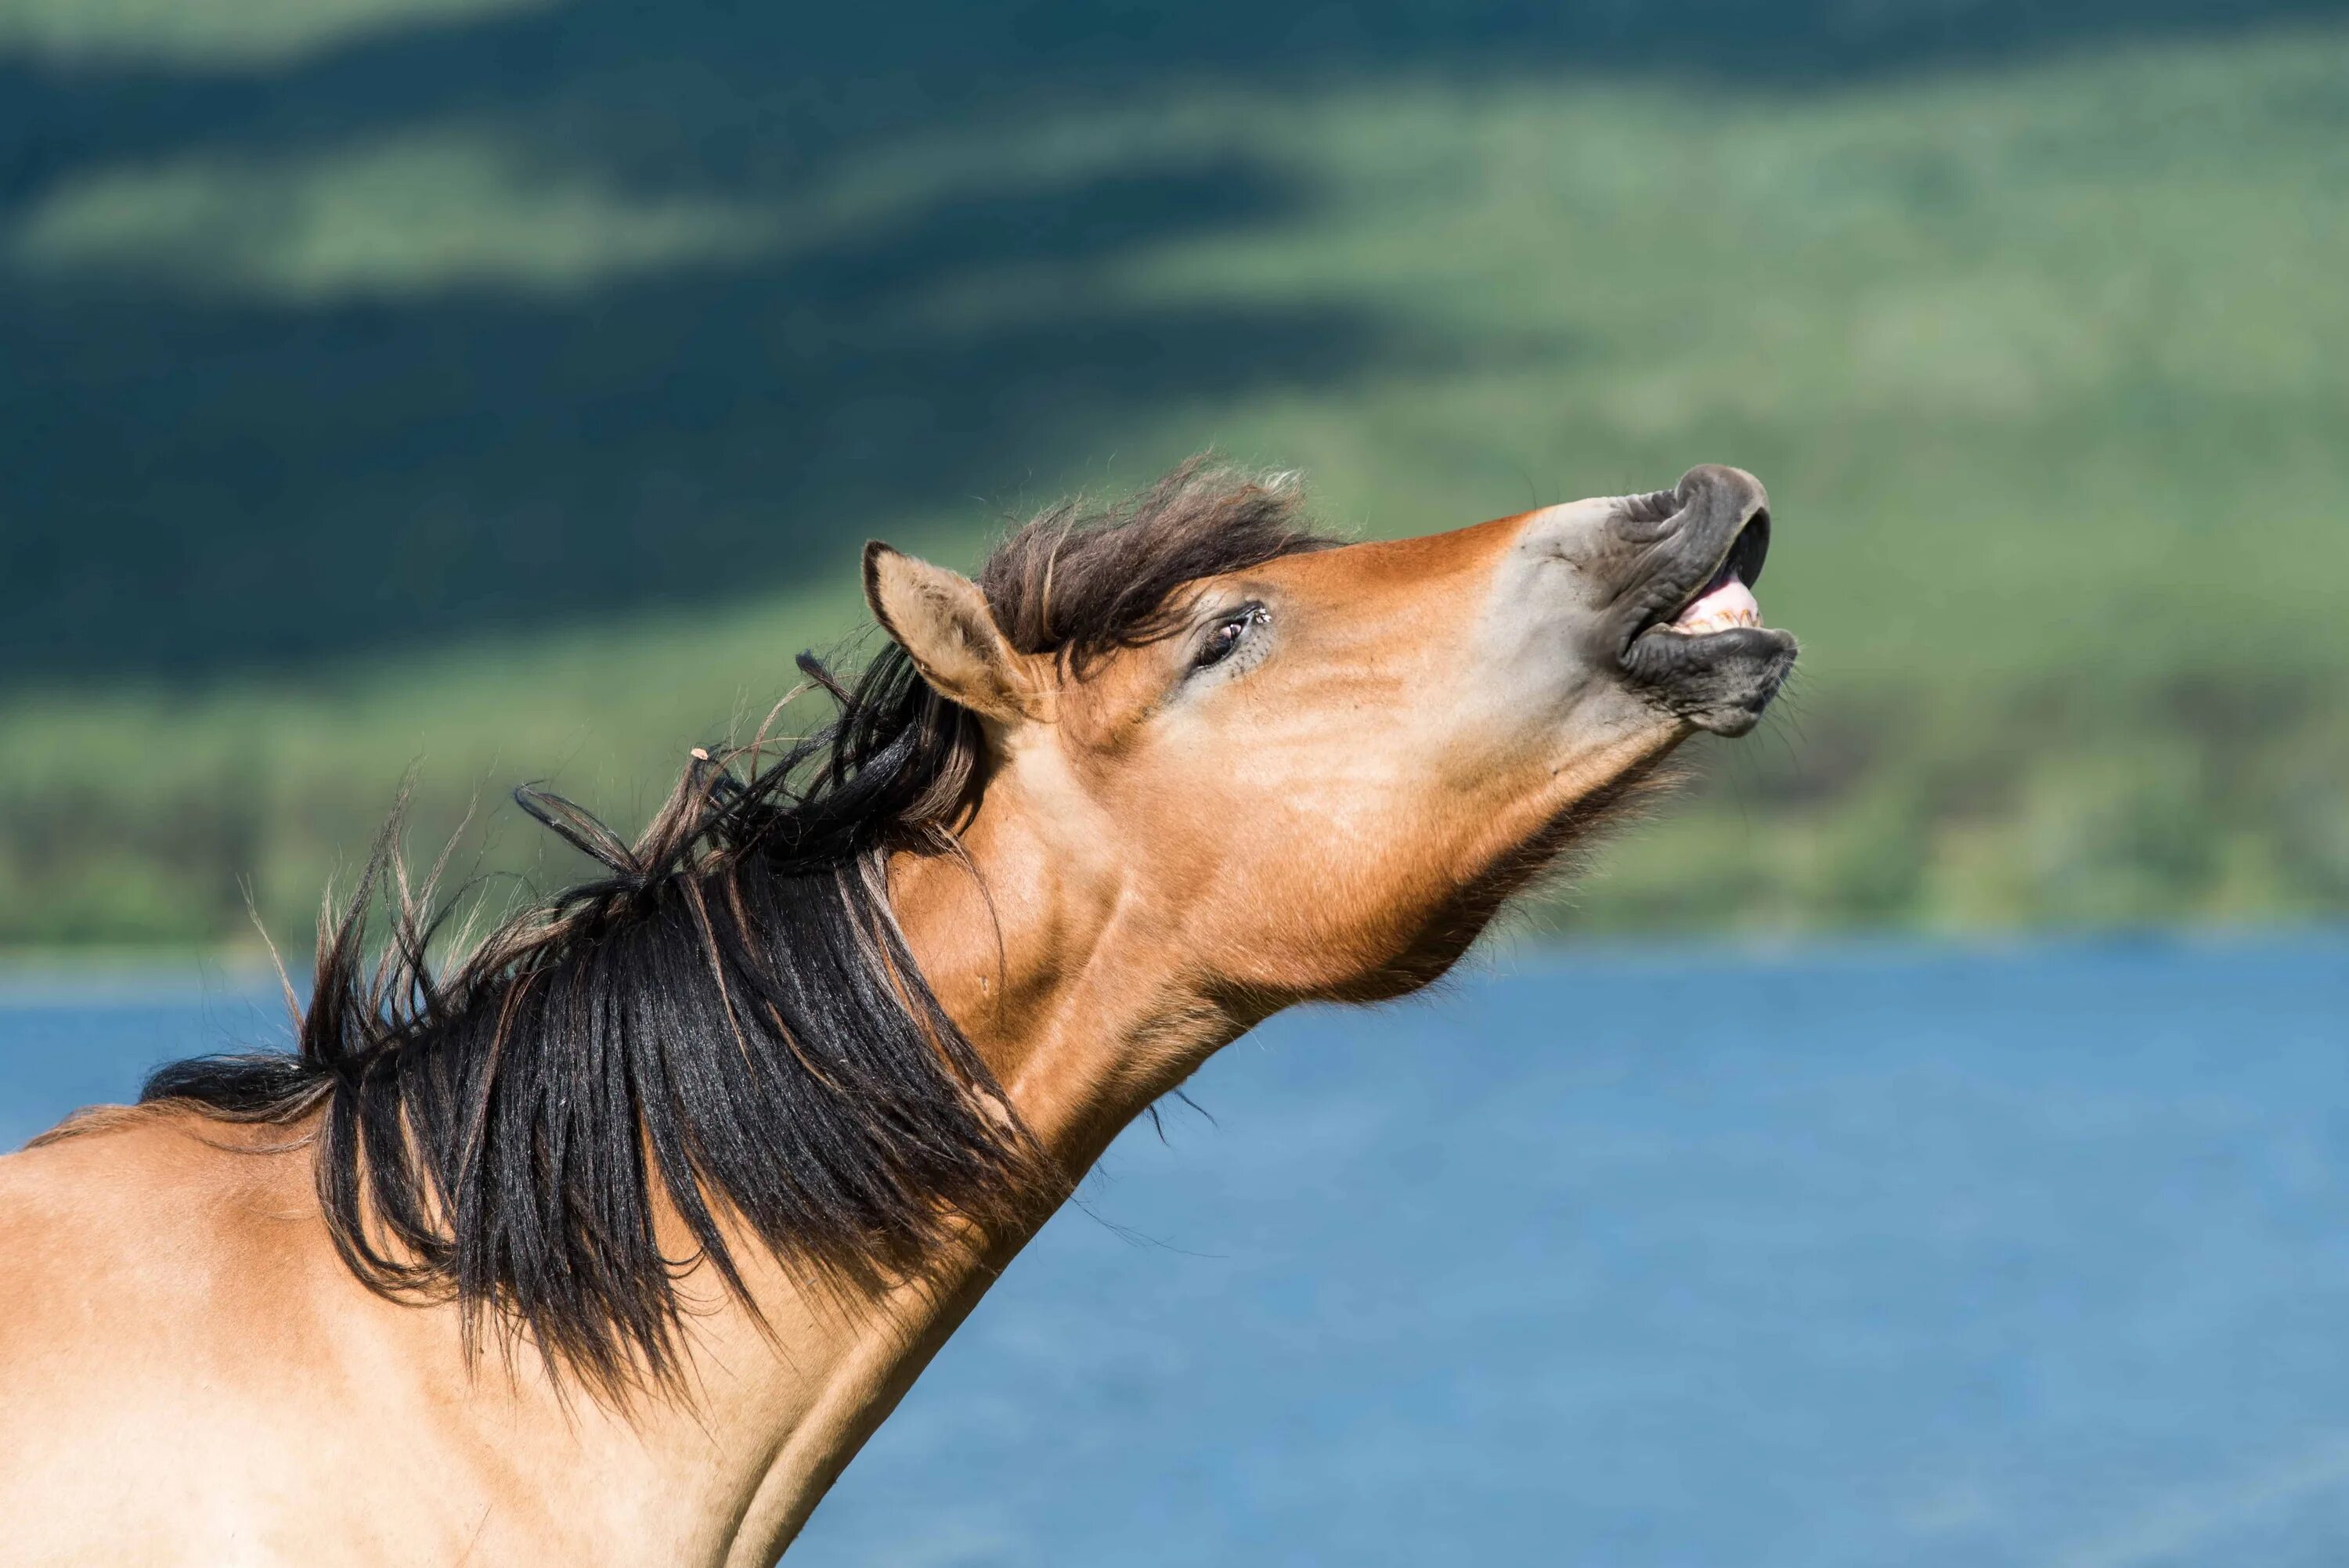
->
[5,9,2348,948]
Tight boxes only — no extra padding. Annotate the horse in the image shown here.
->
[0,458,1794,1566]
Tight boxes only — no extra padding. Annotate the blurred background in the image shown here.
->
[5,2,2349,1563]
[7,0,2349,945]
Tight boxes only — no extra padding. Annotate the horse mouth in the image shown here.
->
[1643,503,1772,641]
[1618,476,1797,736]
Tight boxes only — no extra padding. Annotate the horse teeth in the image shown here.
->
[1667,573,1763,634]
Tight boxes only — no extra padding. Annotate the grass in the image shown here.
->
[0,0,557,66]
[5,21,2348,949]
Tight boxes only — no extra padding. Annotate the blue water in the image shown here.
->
[5,936,2347,1566]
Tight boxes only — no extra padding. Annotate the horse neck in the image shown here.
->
[893,759,1243,1168]
[660,793,1229,1562]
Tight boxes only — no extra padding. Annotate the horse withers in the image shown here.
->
[0,460,1794,1566]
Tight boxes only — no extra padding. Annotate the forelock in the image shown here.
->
[976,456,1337,668]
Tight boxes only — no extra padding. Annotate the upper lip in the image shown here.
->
[1622,465,1773,652]
[1659,506,1770,629]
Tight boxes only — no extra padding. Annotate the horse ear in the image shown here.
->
[862,542,1037,726]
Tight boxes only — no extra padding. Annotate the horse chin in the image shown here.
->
[1622,624,1799,737]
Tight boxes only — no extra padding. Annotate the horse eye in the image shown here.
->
[1193,606,1263,670]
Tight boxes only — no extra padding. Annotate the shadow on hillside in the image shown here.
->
[5,156,1442,674]
[3,0,2343,680]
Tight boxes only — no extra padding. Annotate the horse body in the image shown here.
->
[0,461,1794,1564]
[0,1114,1007,1565]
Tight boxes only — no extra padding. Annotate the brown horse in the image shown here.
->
[0,459,1792,1566]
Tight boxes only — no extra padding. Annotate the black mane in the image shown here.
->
[135,459,1330,1397]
